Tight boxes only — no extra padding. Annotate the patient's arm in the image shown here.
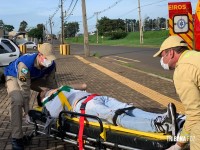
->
[42,83,87,101]
[69,83,87,90]
[47,89,59,96]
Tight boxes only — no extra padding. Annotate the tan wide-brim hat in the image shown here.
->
[153,35,188,57]
[38,43,56,61]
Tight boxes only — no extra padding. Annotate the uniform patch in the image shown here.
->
[21,68,28,74]
[19,76,26,82]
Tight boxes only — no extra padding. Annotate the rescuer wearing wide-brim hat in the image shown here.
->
[153,35,200,150]
[4,42,58,150]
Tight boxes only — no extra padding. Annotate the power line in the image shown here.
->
[87,0,124,21]
[141,0,167,8]
[65,0,79,20]
[76,0,124,24]
[47,0,68,25]
[49,2,61,20]
[119,0,167,18]
[65,0,74,15]
[46,0,76,36]
[97,0,123,14]
[91,0,124,43]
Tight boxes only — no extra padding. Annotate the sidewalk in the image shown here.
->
[0,50,182,150]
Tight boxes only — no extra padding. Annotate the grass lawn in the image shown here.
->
[65,30,169,48]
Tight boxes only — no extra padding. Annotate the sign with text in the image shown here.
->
[168,2,194,49]
[194,0,200,50]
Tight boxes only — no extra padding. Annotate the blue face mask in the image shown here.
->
[160,57,169,70]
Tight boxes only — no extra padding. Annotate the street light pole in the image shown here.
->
[166,18,168,30]
[61,0,64,44]
[43,23,45,43]
[81,0,90,57]
[49,17,53,44]
[138,0,143,44]
[95,12,99,44]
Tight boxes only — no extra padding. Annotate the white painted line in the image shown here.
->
[113,58,129,63]
[114,56,140,62]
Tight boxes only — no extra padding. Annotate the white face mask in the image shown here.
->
[160,57,169,70]
[41,59,53,67]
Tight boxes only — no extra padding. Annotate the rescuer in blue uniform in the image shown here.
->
[4,43,57,150]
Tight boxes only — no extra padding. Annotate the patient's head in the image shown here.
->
[37,88,58,107]
[37,88,50,107]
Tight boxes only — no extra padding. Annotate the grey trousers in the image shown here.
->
[6,76,57,139]
[6,76,27,139]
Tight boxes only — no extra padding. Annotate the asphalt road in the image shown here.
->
[68,44,174,79]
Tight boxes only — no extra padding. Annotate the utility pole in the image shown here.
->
[82,0,90,57]
[43,23,45,42]
[157,17,160,29]
[127,22,129,32]
[143,21,145,31]
[166,18,168,30]
[138,0,143,44]
[124,20,126,32]
[94,12,99,44]
[49,17,53,44]
[45,21,48,41]
[61,0,64,44]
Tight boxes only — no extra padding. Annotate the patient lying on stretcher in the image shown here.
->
[36,85,183,136]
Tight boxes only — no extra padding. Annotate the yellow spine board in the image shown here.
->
[65,116,171,140]
[33,107,172,141]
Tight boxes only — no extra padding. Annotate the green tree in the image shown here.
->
[152,19,157,30]
[0,20,4,29]
[28,24,44,42]
[160,17,166,28]
[97,17,126,36]
[64,22,79,38]
[114,18,126,31]
[4,25,14,32]
[144,16,150,31]
[97,17,112,36]
[125,19,136,32]
[97,17,127,39]
[18,20,28,32]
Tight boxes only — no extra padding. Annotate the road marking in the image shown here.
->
[113,58,129,63]
[75,55,184,114]
[105,56,129,63]
[114,56,141,62]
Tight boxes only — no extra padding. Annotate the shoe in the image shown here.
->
[176,114,185,130]
[0,74,5,84]
[23,135,32,145]
[12,138,24,150]
[154,103,177,136]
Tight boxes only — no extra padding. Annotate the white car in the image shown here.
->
[0,38,20,66]
[0,38,20,82]
[24,41,37,49]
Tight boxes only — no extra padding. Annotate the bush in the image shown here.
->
[105,30,128,40]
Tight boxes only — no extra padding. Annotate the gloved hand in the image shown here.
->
[166,143,182,150]
[25,114,31,124]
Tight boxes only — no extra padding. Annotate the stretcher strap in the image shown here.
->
[78,94,98,150]
[58,92,72,111]
[113,106,136,126]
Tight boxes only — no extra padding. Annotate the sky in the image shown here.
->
[0,0,198,35]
